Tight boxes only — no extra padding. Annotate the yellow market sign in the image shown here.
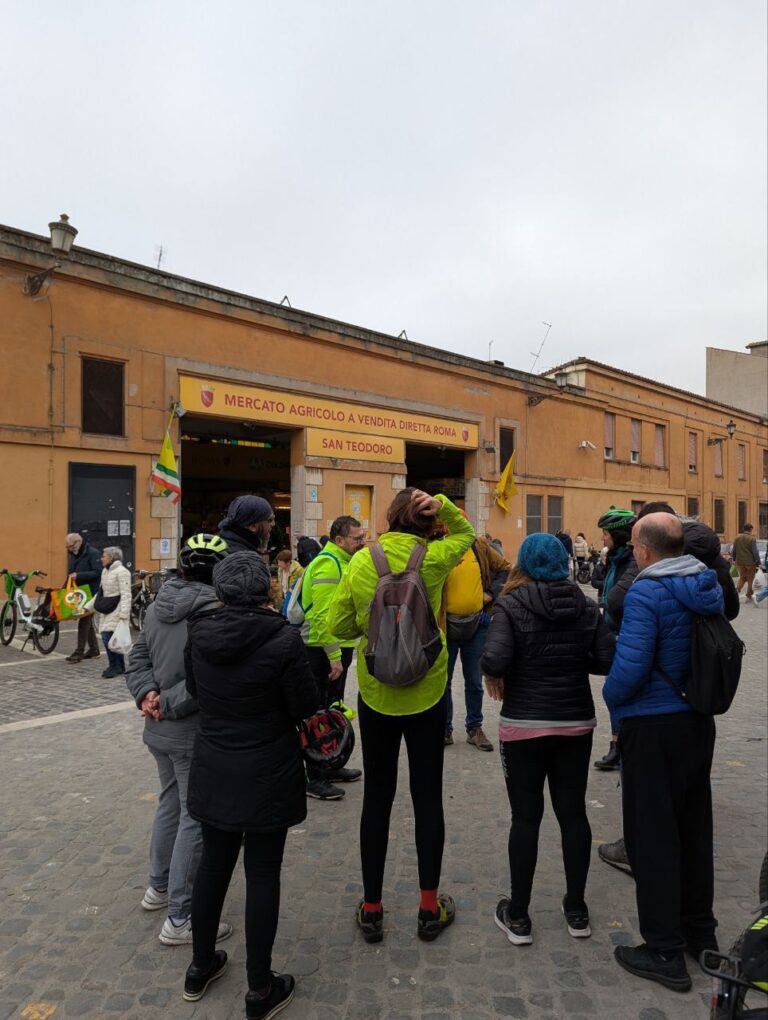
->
[306,428,404,463]
[179,376,478,449]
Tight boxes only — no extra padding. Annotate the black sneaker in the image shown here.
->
[306,780,345,801]
[593,742,621,771]
[245,973,295,1020]
[598,837,633,875]
[417,893,456,942]
[562,897,591,938]
[183,950,228,1001]
[614,944,692,992]
[356,901,384,943]
[102,667,123,678]
[65,651,84,663]
[494,898,533,946]
[325,767,362,783]
[82,649,101,659]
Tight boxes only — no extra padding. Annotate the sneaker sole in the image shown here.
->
[141,898,168,911]
[614,953,692,992]
[562,904,591,938]
[183,959,228,1001]
[466,737,494,751]
[247,987,295,1020]
[358,925,383,944]
[306,791,345,800]
[493,912,533,945]
[160,930,193,945]
[597,850,633,875]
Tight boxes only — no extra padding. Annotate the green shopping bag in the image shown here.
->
[51,578,93,621]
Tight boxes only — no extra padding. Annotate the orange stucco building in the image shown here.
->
[1,222,766,584]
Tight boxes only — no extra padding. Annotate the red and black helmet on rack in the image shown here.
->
[299,708,355,773]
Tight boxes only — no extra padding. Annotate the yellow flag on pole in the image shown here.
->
[150,432,181,504]
[494,452,517,513]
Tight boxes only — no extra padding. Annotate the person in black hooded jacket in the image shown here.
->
[182,552,320,1018]
[481,534,615,948]
[217,494,275,556]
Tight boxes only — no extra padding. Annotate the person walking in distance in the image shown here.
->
[329,489,474,944]
[573,532,589,569]
[482,534,615,947]
[604,513,723,992]
[300,515,366,800]
[182,552,320,1018]
[444,530,510,750]
[732,523,760,603]
[125,533,234,947]
[64,532,102,663]
[94,547,132,677]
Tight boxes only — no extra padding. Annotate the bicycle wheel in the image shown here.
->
[0,601,17,645]
[32,618,60,655]
[137,601,148,632]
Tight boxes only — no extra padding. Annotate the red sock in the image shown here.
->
[363,901,382,914]
[420,889,438,913]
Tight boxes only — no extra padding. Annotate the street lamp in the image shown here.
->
[706,420,737,446]
[24,214,78,297]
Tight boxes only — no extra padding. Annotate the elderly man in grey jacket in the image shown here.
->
[126,533,233,947]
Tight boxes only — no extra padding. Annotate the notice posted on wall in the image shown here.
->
[119,520,131,536]
[107,520,119,537]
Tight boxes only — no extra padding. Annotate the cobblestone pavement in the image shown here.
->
[0,597,765,1020]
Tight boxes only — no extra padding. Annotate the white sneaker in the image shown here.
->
[141,886,168,911]
[159,917,233,946]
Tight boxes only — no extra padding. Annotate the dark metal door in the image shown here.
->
[69,464,136,570]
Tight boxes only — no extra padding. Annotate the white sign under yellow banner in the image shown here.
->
[306,428,404,463]
[179,376,478,449]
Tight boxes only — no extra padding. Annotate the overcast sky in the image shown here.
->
[2,1,765,394]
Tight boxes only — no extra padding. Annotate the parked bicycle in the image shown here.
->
[702,852,768,1019]
[0,568,60,654]
[130,567,179,631]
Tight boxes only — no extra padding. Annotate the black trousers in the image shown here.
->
[620,711,717,954]
[358,694,446,902]
[501,732,593,916]
[191,823,288,989]
[76,613,98,652]
[305,645,354,781]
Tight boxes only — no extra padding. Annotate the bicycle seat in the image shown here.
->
[11,573,28,585]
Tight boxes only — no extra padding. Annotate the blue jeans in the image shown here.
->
[445,623,487,734]
[100,630,125,673]
[147,743,202,923]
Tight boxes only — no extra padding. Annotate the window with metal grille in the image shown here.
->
[630,419,641,463]
[526,495,542,535]
[547,495,563,534]
[687,496,699,518]
[688,432,698,473]
[604,413,615,460]
[738,444,746,481]
[82,358,124,436]
[653,424,665,467]
[738,500,748,533]
[759,501,768,539]
[713,498,725,535]
[499,427,515,469]
[714,442,723,478]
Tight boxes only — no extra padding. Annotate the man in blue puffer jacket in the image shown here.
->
[603,512,724,995]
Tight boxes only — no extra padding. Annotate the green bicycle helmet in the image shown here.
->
[597,509,637,532]
[179,533,228,583]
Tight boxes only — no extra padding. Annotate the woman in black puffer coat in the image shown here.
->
[481,533,614,948]
[183,552,320,1017]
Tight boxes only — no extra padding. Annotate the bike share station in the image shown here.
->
[176,374,480,550]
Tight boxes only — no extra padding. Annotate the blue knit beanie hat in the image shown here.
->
[518,533,570,581]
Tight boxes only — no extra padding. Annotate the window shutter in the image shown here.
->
[688,432,697,470]
[738,445,746,480]
[631,419,641,452]
[714,442,723,477]
[654,425,665,467]
[604,413,615,447]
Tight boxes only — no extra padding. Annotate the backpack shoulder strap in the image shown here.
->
[370,543,392,578]
[406,542,427,572]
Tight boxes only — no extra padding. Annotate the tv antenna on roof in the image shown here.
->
[530,322,552,373]
[155,245,165,270]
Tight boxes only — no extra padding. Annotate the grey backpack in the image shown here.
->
[364,543,443,687]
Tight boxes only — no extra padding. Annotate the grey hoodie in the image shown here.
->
[635,553,706,582]
[125,578,218,749]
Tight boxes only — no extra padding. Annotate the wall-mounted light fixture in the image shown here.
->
[483,441,497,453]
[24,214,78,296]
[554,371,569,388]
[706,420,737,446]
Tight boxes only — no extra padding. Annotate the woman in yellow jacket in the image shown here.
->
[328,488,474,944]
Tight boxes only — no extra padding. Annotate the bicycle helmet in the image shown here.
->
[179,533,228,583]
[597,509,637,532]
[299,708,355,773]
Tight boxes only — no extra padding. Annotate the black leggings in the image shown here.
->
[501,732,593,916]
[191,824,287,989]
[358,694,446,902]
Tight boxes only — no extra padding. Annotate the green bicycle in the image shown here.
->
[0,568,60,655]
